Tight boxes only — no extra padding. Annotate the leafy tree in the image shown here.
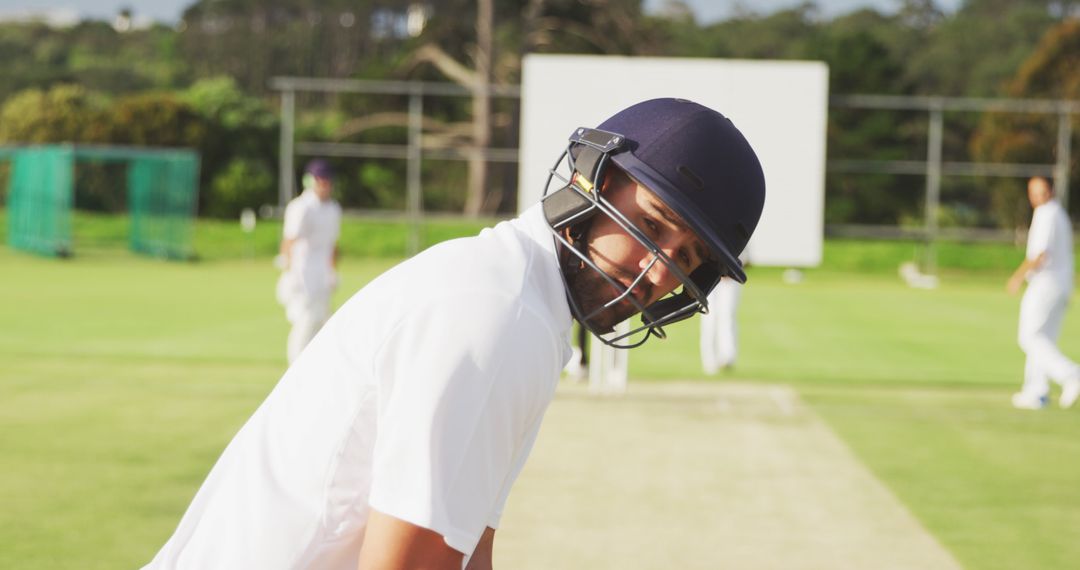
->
[178,0,420,94]
[972,18,1080,228]
[180,76,280,211]
[662,3,822,60]
[905,0,1059,96]
[1010,17,1080,98]
[808,27,925,225]
[109,92,208,147]
[399,0,670,214]
[0,20,187,104]
[205,158,276,218]
[520,0,664,56]
[182,76,278,132]
[0,84,112,143]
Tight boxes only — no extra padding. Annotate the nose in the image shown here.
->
[638,248,682,295]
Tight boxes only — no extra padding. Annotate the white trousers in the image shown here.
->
[700,279,741,374]
[590,322,629,394]
[1018,279,1079,397]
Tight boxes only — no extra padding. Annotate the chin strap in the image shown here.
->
[639,263,722,331]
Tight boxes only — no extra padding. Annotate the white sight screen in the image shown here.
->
[517,54,828,267]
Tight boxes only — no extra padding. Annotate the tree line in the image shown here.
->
[0,0,1078,228]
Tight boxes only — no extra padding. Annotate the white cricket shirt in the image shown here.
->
[281,189,342,299]
[1026,199,1074,289]
[145,204,573,569]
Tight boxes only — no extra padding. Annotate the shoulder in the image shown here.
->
[285,194,315,214]
[284,196,303,211]
[416,223,536,286]
[360,281,563,403]
[1035,203,1069,228]
[341,215,565,350]
[1032,205,1051,225]
[374,236,554,341]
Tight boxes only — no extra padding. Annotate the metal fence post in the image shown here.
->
[278,89,296,209]
[1056,107,1072,209]
[924,100,944,274]
[406,87,423,256]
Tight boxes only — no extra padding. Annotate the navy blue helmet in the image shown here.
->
[542,98,765,348]
[305,159,334,180]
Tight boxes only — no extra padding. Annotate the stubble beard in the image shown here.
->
[562,244,642,335]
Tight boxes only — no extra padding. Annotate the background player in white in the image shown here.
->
[1007,176,1080,410]
[144,99,766,570]
[700,274,742,374]
[276,159,342,363]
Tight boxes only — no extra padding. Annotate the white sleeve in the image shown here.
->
[367,294,557,556]
[486,414,544,529]
[1027,207,1052,261]
[282,200,306,240]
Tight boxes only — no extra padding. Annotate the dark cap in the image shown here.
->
[305,159,334,180]
[598,98,765,283]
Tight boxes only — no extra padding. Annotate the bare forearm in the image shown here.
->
[1010,263,1029,283]
[1008,253,1047,293]
[279,238,295,268]
[464,527,495,570]
[357,509,463,570]
[1013,253,1046,279]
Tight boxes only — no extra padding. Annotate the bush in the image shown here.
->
[180,77,279,216]
[205,158,275,218]
[0,84,112,143]
[181,76,277,132]
[109,91,207,147]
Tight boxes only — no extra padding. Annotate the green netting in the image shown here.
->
[7,146,74,257]
[128,153,199,259]
[3,145,199,260]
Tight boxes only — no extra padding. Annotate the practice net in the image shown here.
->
[4,145,199,259]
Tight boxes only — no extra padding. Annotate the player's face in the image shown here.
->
[1028,178,1051,208]
[565,169,708,332]
[313,176,334,201]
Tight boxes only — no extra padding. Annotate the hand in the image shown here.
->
[1006,274,1023,295]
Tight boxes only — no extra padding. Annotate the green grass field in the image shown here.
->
[2,216,1080,569]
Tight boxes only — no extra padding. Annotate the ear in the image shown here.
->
[595,170,613,195]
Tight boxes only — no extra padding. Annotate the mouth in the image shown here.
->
[609,278,651,310]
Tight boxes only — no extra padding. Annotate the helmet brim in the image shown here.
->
[610,151,747,284]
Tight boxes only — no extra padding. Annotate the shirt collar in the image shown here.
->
[516,202,574,336]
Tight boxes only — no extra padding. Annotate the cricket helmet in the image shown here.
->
[542,98,765,348]
[304,158,334,180]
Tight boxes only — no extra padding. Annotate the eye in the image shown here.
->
[678,249,693,269]
[642,217,658,234]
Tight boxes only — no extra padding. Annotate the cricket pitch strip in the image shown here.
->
[495,381,961,569]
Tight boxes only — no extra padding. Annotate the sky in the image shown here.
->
[0,0,963,26]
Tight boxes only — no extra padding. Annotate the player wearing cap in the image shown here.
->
[276,159,343,363]
[1008,176,1080,409]
[144,99,765,569]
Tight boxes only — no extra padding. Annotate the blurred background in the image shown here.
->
[1,1,1079,569]
[0,0,1077,229]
